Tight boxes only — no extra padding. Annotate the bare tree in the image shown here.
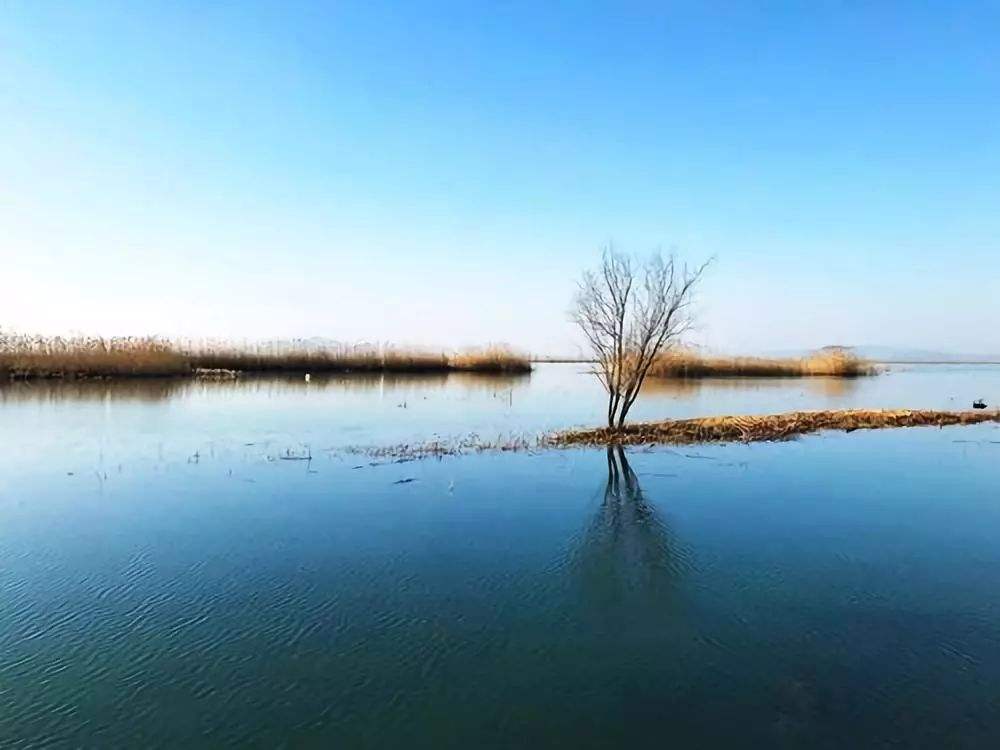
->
[572,245,710,429]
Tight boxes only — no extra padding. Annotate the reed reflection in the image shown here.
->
[0,378,184,405]
[641,375,861,399]
[0,370,531,404]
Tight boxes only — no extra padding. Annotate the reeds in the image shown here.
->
[553,408,1000,447]
[448,345,532,373]
[0,333,190,380]
[0,332,532,380]
[187,341,530,374]
[648,348,876,378]
[186,341,451,374]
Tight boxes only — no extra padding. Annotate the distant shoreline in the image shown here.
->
[0,336,532,381]
[535,358,1000,366]
[878,360,1000,365]
[5,340,996,383]
[2,362,533,383]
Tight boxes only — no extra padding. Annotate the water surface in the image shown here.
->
[2,364,1000,746]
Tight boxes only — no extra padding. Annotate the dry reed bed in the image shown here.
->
[552,409,1000,447]
[0,335,531,379]
[187,345,450,374]
[448,346,535,373]
[648,349,876,378]
[0,335,191,379]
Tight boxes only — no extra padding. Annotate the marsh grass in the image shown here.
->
[553,408,1000,446]
[648,348,876,378]
[345,432,540,463]
[448,345,533,373]
[185,342,530,374]
[187,341,451,374]
[338,407,1000,462]
[0,334,190,380]
[0,333,531,380]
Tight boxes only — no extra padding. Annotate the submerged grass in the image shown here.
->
[344,433,540,464]
[0,333,531,380]
[553,409,1000,447]
[648,348,876,378]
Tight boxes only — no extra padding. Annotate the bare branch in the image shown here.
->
[571,246,711,428]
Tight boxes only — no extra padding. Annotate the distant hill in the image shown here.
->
[762,345,1000,363]
[849,346,1000,363]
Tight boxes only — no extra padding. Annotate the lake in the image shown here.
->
[2,364,1000,747]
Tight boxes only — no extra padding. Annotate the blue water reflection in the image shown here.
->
[2,366,1000,745]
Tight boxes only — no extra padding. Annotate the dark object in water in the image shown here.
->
[974,399,988,409]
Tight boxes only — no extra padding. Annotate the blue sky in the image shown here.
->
[2,1,998,354]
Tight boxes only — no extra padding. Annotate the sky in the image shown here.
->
[2,1,999,355]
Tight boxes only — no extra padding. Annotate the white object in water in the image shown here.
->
[304,373,311,383]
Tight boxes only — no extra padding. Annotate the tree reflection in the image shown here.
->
[572,447,687,620]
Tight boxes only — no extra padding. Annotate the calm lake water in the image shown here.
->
[2,364,1000,747]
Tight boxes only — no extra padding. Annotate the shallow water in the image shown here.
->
[2,362,996,469]
[2,364,1000,746]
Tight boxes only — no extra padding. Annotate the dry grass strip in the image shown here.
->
[552,409,1000,447]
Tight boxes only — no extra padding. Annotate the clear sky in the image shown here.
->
[2,1,998,355]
